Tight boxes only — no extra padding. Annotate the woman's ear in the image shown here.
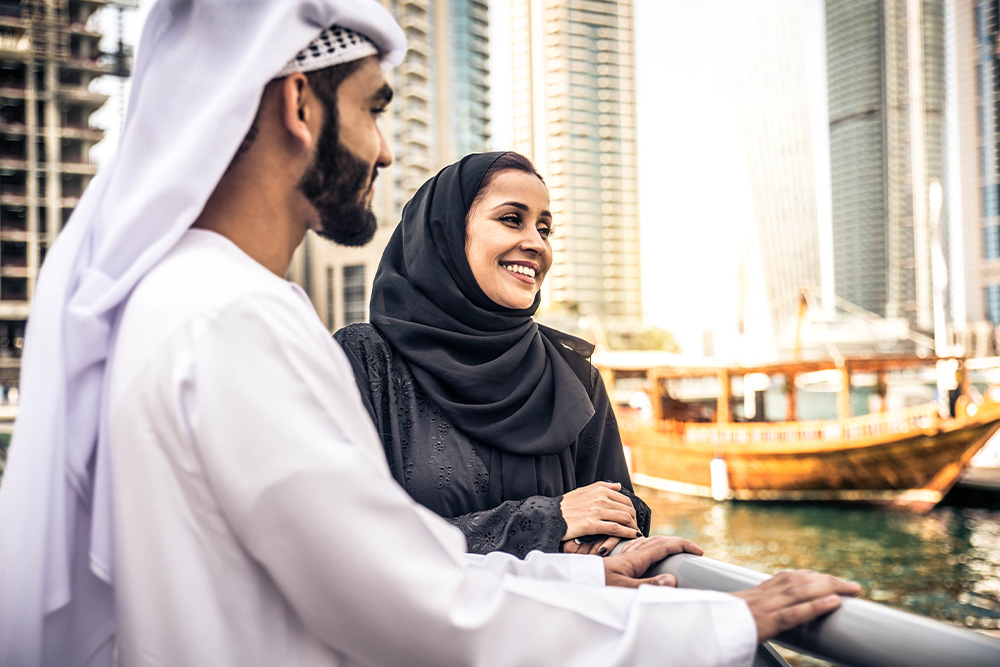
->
[278,72,321,149]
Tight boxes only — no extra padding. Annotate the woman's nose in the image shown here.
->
[519,227,547,254]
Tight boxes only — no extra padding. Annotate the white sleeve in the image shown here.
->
[189,295,758,667]
[465,551,606,587]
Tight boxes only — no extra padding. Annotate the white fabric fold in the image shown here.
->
[0,2,405,664]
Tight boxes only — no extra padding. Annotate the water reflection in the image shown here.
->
[645,490,1000,664]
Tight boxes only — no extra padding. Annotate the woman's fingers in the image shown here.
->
[594,536,622,556]
[562,510,640,540]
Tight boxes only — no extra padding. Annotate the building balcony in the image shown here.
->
[60,125,103,141]
[0,86,27,101]
[67,22,102,38]
[0,157,98,175]
[0,189,29,206]
[398,60,429,80]
[404,130,431,148]
[0,264,30,279]
[401,14,430,35]
[0,229,30,243]
[0,121,103,142]
[0,32,29,58]
[402,86,429,104]
[58,85,109,108]
[59,159,98,175]
[469,3,488,23]
[62,57,115,75]
[405,39,428,58]
[400,106,431,126]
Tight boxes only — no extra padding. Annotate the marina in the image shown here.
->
[643,489,1000,665]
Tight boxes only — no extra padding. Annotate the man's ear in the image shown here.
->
[279,72,321,149]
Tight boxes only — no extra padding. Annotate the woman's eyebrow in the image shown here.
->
[494,202,552,219]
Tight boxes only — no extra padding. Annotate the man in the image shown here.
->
[0,1,857,665]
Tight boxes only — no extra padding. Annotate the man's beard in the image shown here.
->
[298,121,378,247]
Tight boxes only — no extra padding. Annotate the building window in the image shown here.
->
[985,225,1000,259]
[987,285,1000,325]
[343,264,366,325]
[984,184,1000,218]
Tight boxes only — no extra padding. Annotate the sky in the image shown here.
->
[93,0,830,355]
[490,0,831,354]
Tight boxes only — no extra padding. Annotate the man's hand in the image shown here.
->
[733,571,861,642]
[601,536,704,588]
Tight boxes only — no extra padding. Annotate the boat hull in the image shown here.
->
[619,408,1000,512]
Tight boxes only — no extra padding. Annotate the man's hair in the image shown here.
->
[230,59,367,164]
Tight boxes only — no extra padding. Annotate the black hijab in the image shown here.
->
[369,152,595,471]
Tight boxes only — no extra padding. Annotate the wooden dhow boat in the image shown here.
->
[595,353,1000,513]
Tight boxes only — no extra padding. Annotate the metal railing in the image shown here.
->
[648,553,1000,667]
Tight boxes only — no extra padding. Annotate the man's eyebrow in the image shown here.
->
[372,84,394,105]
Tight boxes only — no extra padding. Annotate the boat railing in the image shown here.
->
[652,402,945,445]
[643,553,1000,667]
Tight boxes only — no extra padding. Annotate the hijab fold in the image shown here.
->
[370,153,596,461]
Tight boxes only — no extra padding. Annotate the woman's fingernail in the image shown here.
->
[636,531,642,538]
[598,547,607,555]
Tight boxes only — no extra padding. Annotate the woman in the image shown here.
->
[335,152,651,558]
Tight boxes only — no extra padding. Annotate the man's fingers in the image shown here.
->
[640,574,676,587]
[769,594,842,637]
[735,570,858,642]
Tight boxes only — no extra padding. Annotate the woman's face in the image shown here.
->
[465,169,553,310]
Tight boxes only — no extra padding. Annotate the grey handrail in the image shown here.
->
[649,553,1000,667]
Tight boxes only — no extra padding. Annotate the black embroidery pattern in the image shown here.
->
[334,323,651,557]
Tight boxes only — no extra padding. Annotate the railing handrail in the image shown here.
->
[648,553,1000,667]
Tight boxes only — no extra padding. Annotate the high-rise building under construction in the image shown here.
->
[0,0,131,391]
[509,0,642,325]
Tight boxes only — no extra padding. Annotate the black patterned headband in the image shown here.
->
[278,25,378,76]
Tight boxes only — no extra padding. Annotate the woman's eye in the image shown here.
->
[538,226,553,238]
[499,214,521,225]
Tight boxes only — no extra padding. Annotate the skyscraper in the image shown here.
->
[955,0,1000,352]
[290,0,492,332]
[509,0,642,325]
[716,0,822,359]
[0,0,131,390]
[826,0,947,335]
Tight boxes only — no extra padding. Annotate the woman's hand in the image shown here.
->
[559,481,640,544]
[562,536,623,556]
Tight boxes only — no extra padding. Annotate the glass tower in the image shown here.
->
[826,0,948,332]
[509,0,642,325]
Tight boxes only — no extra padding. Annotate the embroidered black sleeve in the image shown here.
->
[445,495,567,558]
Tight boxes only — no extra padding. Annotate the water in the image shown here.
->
[644,489,1000,665]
